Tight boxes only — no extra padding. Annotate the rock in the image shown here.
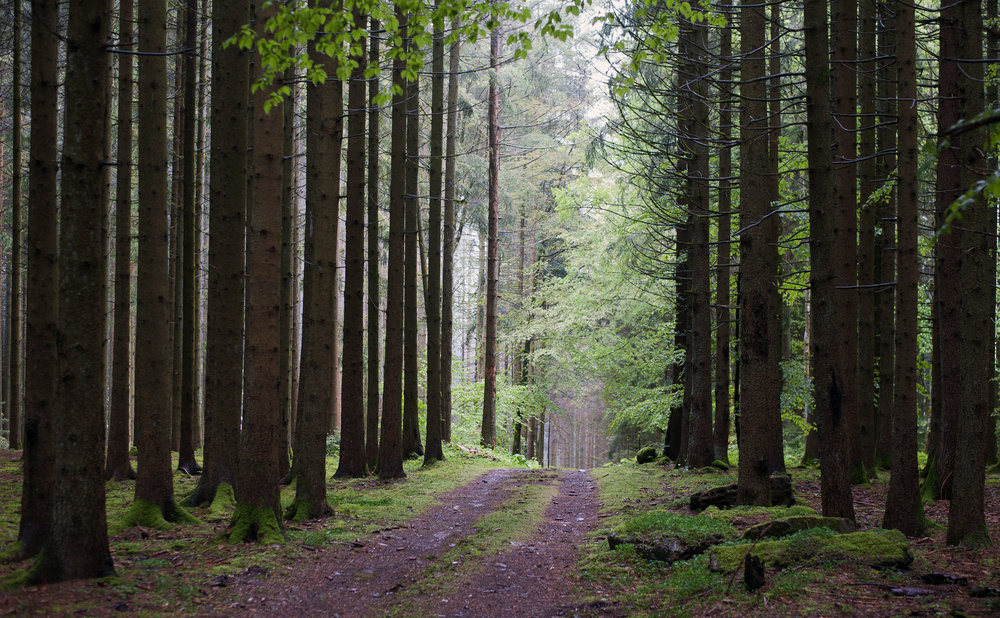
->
[707,529,913,573]
[636,446,658,464]
[741,516,857,540]
[690,475,795,511]
[744,554,766,592]
[608,532,726,563]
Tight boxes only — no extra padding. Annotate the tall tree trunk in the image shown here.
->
[288,6,341,513]
[177,0,201,476]
[737,0,782,506]
[8,0,22,451]
[947,0,991,548]
[481,25,500,448]
[441,16,461,444]
[366,16,382,470]
[424,0,445,464]
[832,0,861,485]
[882,0,924,536]
[713,4,733,465]
[681,19,713,469]
[18,0,59,559]
[338,5,370,477]
[278,62,297,480]
[107,0,137,482]
[856,0,878,480]
[403,40,424,459]
[929,0,963,501]
[806,0,855,520]
[874,0,897,470]
[187,0,249,509]
[230,0,285,542]
[32,0,116,582]
[379,1,409,480]
[132,0,187,526]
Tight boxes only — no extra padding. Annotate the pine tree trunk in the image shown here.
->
[737,0,782,506]
[441,16,461,444]
[338,4,370,477]
[8,0,22,451]
[134,0,183,522]
[231,0,285,541]
[177,0,201,476]
[874,1,897,470]
[366,16,382,470]
[423,0,445,464]
[882,0,923,536]
[805,0,855,519]
[187,0,249,509]
[379,2,410,480]
[277,62,296,480]
[18,0,59,559]
[947,0,991,548]
[481,25,501,449]
[289,12,341,512]
[403,43,424,459]
[34,0,116,582]
[106,0,137,482]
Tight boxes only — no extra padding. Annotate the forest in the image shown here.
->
[0,0,999,613]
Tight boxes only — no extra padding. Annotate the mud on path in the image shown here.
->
[232,468,601,617]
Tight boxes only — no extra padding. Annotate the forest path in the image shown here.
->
[241,468,604,617]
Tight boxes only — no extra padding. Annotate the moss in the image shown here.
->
[707,528,912,573]
[613,510,737,545]
[919,459,940,504]
[0,541,24,564]
[209,482,236,519]
[284,498,333,522]
[710,460,730,471]
[636,446,658,464]
[742,516,857,540]
[849,463,871,486]
[227,504,285,544]
[700,504,817,522]
[116,498,200,533]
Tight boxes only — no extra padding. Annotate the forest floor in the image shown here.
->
[1,445,1000,616]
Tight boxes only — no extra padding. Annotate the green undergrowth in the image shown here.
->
[707,528,913,572]
[612,510,737,545]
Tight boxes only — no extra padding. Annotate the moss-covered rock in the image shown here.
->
[636,446,658,464]
[700,504,818,522]
[741,516,857,540]
[707,528,912,573]
[710,460,730,471]
[608,510,736,563]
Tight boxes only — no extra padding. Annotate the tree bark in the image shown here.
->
[737,0,782,506]
[947,0,991,548]
[441,16,461,444]
[231,0,285,541]
[32,0,116,581]
[106,0,137,482]
[424,0,446,464]
[481,25,501,449]
[366,16,382,471]
[403,40,424,459]
[187,0,249,510]
[882,0,924,536]
[18,0,59,559]
[338,4,370,477]
[806,0,855,520]
[379,1,409,480]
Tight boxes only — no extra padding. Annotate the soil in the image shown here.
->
[212,468,601,617]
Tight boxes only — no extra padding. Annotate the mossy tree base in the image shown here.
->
[284,498,333,522]
[208,482,237,519]
[228,504,285,544]
[119,498,201,533]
